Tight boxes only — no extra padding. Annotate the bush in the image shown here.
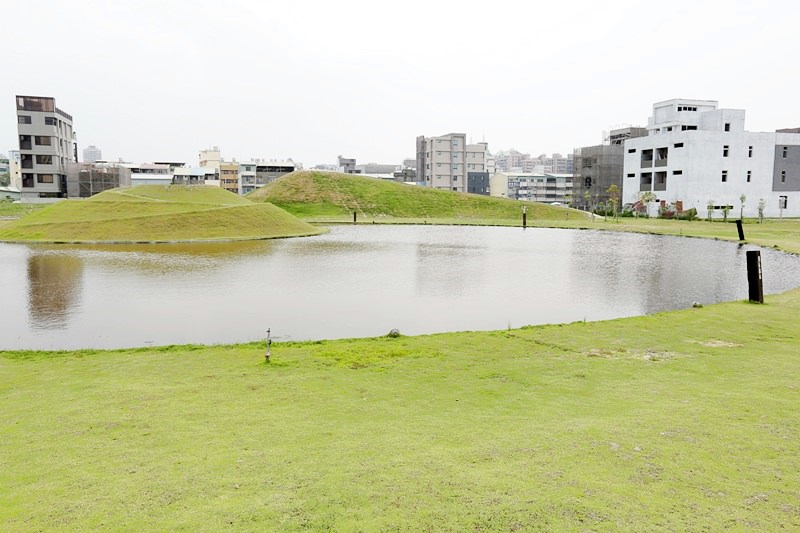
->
[677,208,698,221]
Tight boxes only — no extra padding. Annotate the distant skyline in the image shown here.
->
[3,0,799,167]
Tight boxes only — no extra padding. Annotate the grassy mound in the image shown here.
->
[248,170,587,222]
[0,185,322,243]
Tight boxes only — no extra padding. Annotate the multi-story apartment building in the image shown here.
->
[219,161,240,194]
[622,99,800,218]
[128,163,172,187]
[15,95,77,201]
[239,160,298,194]
[416,133,488,193]
[490,172,573,203]
[82,145,102,163]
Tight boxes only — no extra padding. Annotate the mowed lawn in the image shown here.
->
[2,288,799,530]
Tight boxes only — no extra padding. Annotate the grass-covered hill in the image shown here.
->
[0,185,322,243]
[248,170,587,222]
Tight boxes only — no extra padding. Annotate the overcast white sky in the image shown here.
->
[3,0,799,167]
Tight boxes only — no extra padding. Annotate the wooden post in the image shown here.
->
[353,211,357,224]
[746,250,763,304]
[736,219,745,241]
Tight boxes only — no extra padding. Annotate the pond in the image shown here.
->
[2,225,800,351]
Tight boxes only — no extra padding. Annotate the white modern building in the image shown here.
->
[15,95,77,201]
[416,133,488,193]
[622,99,800,218]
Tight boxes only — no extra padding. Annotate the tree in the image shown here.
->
[722,204,731,223]
[606,184,620,221]
[739,194,746,220]
[638,191,656,218]
[583,190,592,219]
[0,172,9,187]
[707,199,715,222]
[757,198,766,224]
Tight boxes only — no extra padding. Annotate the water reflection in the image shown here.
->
[2,225,800,351]
[27,253,84,330]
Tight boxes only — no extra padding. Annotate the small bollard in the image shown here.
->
[746,250,763,303]
[522,205,527,229]
[265,328,272,362]
[353,211,357,224]
[736,219,745,241]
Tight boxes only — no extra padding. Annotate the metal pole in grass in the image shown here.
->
[265,328,272,362]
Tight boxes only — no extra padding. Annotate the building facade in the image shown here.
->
[15,95,77,201]
[219,161,240,194]
[82,145,102,163]
[416,133,488,193]
[622,99,800,218]
[490,172,573,203]
[574,126,647,208]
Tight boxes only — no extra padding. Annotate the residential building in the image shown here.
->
[172,167,218,185]
[15,95,77,201]
[82,145,102,163]
[491,172,573,203]
[337,155,356,174]
[8,150,21,189]
[239,159,298,194]
[574,126,647,208]
[416,132,488,193]
[199,147,221,170]
[129,163,172,187]
[219,161,240,194]
[622,98,800,218]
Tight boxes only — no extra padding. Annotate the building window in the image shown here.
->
[35,155,53,164]
[781,170,786,183]
[34,136,52,146]
[677,106,698,112]
[748,146,753,157]
[627,173,635,178]
[628,148,636,153]
[721,170,728,182]
[747,170,751,182]
[681,125,698,131]
[674,142,684,148]
[452,176,457,182]
[780,196,788,209]
[723,145,729,157]
[44,117,57,126]
[783,146,788,158]
[19,135,32,150]
[724,123,731,132]
[673,170,683,175]
[22,173,34,187]
[18,115,31,124]
[37,174,54,184]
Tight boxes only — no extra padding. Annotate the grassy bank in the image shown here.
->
[0,186,322,243]
[248,170,589,222]
[2,196,800,529]
[2,289,799,530]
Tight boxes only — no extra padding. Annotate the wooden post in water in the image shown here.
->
[746,250,763,303]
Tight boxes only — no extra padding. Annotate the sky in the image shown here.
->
[3,0,800,167]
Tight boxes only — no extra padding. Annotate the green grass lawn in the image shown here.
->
[2,192,800,529]
[0,185,322,242]
[248,170,589,222]
[2,290,799,530]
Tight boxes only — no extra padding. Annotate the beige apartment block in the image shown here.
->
[416,133,487,193]
[16,95,76,201]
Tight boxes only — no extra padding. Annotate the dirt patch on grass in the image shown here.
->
[585,348,681,361]
[691,339,744,348]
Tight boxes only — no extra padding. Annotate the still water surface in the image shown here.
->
[2,225,800,350]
